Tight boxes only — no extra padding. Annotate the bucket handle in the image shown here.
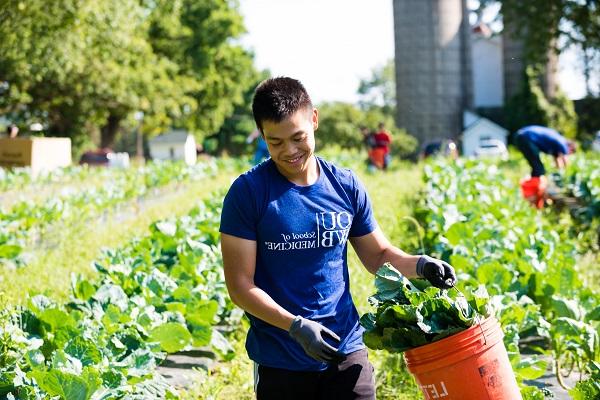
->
[451,283,487,346]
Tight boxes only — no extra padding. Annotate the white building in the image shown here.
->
[148,129,197,165]
[471,24,504,108]
[462,111,508,157]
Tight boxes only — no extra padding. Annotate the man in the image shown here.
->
[516,125,574,179]
[246,128,270,165]
[371,122,391,170]
[219,77,457,400]
[516,125,575,206]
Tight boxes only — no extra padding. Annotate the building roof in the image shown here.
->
[149,129,191,144]
[463,117,508,138]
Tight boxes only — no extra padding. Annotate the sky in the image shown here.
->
[238,0,591,104]
[238,0,395,104]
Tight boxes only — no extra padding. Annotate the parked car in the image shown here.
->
[473,139,508,159]
[79,148,111,166]
[79,148,130,168]
[419,139,459,160]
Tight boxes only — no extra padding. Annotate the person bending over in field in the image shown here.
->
[516,125,575,188]
[219,76,457,400]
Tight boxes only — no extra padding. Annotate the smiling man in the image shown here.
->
[219,77,457,400]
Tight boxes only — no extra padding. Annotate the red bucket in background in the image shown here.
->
[520,177,544,208]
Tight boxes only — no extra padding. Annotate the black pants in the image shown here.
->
[516,134,545,177]
[255,349,375,400]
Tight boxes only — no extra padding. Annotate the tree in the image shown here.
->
[316,102,417,158]
[480,0,600,95]
[145,0,258,143]
[357,59,396,117]
[504,66,578,139]
[480,0,599,61]
[0,0,189,151]
[0,0,257,153]
[213,68,270,156]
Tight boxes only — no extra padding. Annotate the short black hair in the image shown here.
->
[252,77,313,132]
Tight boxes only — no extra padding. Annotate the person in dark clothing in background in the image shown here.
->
[515,125,574,178]
[515,125,575,207]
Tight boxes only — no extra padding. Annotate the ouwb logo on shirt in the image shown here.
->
[264,211,352,251]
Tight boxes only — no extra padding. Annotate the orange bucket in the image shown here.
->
[368,148,386,169]
[404,317,522,400]
[519,177,544,209]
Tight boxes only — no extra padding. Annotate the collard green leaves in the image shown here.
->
[361,263,490,353]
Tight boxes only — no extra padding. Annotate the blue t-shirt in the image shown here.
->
[517,125,569,155]
[219,157,377,371]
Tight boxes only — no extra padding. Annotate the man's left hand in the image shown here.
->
[416,255,457,289]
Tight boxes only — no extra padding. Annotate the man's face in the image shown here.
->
[262,108,318,181]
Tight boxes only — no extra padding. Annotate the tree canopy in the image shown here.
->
[0,0,258,153]
[480,0,600,65]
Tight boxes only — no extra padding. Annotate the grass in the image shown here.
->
[0,170,240,306]
[184,159,426,400]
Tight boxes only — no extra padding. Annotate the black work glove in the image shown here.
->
[288,316,345,364]
[416,255,457,289]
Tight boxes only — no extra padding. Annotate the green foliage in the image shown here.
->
[575,97,600,142]
[361,263,490,353]
[0,0,258,152]
[0,160,218,267]
[0,193,239,398]
[213,69,270,156]
[358,59,396,117]
[490,0,600,64]
[418,156,600,393]
[505,66,578,139]
[569,361,600,399]
[316,102,417,158]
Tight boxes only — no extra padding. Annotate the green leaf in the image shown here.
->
[0,244,22,259]
[30,369,98,400]
[39,308,76,331]
[187,300,218,325]
[73,279,96,301]
[520,385,547,400]
[93,284,129,312]
[444,222,471,246]
[155,221,177,237]
[515,357,547,380]
[190,323,212,347]
[550,296,581,319]
[585,305,600,322]
[210,329,234,360]
[149,322,192,353]
[65,337,103,367]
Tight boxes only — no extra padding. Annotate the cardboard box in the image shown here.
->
[0,137,72,175]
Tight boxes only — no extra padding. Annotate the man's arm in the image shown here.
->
[349,227,457,288]
[555,152,568,169]
[349,227,419,276]
[221,233,295,331]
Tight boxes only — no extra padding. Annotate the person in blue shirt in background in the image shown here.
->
[247,128,270,165]
[219,76,457,400]
[515,125,575,192]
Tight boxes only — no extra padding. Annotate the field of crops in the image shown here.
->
[0,151,598,400]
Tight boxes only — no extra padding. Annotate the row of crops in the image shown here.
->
[0,193,242,399]
[1,152,598,399]
[0,166,104,194]
[417,156,599,399]
[0,161,220,268]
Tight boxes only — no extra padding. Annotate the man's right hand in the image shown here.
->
[288,316,345,364]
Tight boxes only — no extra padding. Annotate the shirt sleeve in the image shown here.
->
[349,172,377,237]
[219,176,258,241]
